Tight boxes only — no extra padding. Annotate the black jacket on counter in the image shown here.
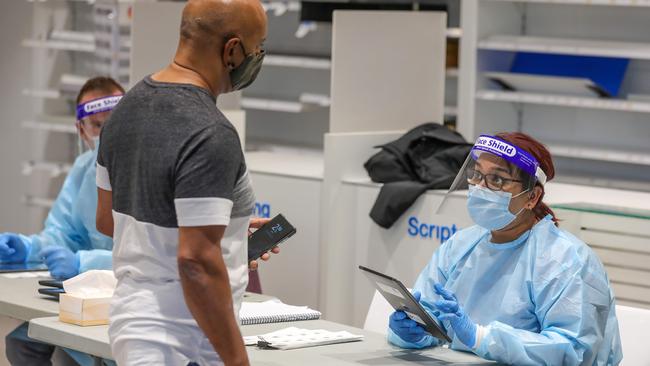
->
[364,123,472,229]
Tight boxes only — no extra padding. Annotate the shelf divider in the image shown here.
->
[478,35,650,60]
[476,90,650,114]
[483,0,650,7]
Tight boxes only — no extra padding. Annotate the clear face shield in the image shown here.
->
[435,135,547,218]
[75,95,123,154]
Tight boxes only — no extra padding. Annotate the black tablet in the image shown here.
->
[0,262,48,273]
[359,265,452,343]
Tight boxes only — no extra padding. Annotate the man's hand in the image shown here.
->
[247,218,280,271]
[248,217,270,231]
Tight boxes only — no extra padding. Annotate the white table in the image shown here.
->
[0,277,493,364]
[29,317,495,365]
[0,275,58,321]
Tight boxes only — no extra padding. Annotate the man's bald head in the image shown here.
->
[169,0,267,95]
[180,0,266,49]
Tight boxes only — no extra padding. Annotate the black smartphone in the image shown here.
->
[38,279,64,289]
[38,288,65,300]
[248,214,296,262]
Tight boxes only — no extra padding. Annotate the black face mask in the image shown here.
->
[228,41,265,91]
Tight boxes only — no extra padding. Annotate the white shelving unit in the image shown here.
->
[21,0,132,212]
[458,0,650,190]
[22,161,73,178]
[244,0,462,147]
[23,73,98,100]
[458,0,650,311]
[263,54,331,70]
[262,0,301,15]
[241,94,330,113]
[22,89,63,99]
[548,144,650,166]
[22,118,78,134]
[22,38,96,52]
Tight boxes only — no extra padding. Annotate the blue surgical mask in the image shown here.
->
[467,185,527,231]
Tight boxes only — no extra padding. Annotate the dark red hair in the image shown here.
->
[495,132,559,226]
[76,76,124,105]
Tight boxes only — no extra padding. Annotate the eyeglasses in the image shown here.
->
[465,167,522,191]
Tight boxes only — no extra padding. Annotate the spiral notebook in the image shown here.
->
[239,300,321,325]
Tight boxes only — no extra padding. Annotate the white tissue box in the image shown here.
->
[59,293,111,326]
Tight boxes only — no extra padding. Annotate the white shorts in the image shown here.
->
[108,278,224,366]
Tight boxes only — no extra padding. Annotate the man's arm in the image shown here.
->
[178,225,249,366]
[96,188,114,238]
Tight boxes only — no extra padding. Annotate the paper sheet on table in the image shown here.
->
[243,327,363,350]
[63,270,116,298]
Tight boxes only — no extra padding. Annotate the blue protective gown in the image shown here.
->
[7,149,114,366]
[24,149,113,271]
[388,215,622,366]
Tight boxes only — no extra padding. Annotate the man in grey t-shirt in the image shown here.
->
[96,0,267,364]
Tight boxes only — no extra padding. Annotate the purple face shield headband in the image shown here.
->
[470,135,547,185]
[76,95,123,121]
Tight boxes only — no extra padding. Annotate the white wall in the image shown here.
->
[329,11,447,133]
[0,0,35,234]
[251,173,322,309]
[0,3,36,364]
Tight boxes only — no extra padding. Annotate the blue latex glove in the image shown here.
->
[434,283,478,348]
[40,246,80,280]
[0,233,30,263]
[389,291,428,343]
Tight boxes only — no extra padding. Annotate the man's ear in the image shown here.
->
[222,38,240,69]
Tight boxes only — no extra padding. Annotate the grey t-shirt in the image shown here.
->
[97,76,255,281]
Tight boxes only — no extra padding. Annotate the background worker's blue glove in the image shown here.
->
[434,283,478,348]
[0,233,30,263]
[40,246,80,280]
[389,291,428,343]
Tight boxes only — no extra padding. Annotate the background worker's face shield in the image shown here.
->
[435,135,547,216]
[75,95,122,152]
